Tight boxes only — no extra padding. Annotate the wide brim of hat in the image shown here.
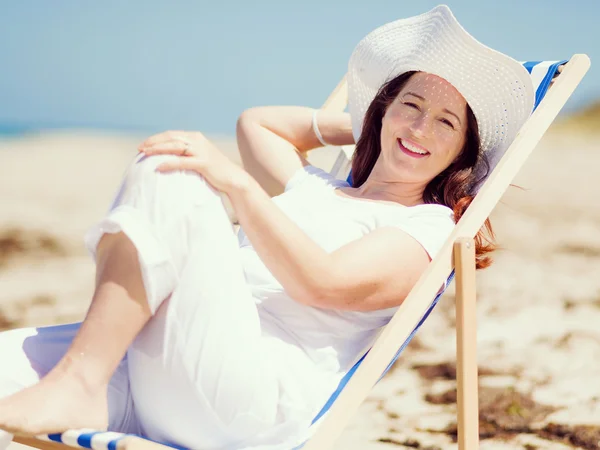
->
[347,4,535,161]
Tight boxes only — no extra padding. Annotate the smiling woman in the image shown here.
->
[0,5,534,450]
[350,70,493,268]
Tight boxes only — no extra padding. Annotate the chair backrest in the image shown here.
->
[294,58,586,450]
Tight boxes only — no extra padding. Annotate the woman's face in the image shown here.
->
[378,72,468,186]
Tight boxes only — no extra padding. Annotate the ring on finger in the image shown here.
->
[181,142,190,156]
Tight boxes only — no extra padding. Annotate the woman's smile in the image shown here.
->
[397,138,430,158]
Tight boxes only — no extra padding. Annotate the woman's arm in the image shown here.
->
[141,132,429,313]
[228,173,430,312]
[236,106,354,196]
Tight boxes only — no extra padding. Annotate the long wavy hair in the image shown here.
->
[351,71,495,269]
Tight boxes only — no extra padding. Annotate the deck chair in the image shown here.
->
[12,55,590,450]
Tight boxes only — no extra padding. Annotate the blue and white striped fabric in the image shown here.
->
[522,60,567,109]
[38,430,129,450]
[35,430,185,450]
[34,60,566,450]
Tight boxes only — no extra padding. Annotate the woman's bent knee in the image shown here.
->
[85,154,232,315]
[105,154,222,225]
[126,154,222,208]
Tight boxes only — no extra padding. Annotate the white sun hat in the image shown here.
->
[347,4,535,170]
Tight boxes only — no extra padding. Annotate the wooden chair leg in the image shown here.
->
[13,436,68,450]
[454,238,479,450]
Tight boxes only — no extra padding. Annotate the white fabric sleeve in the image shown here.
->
[284,164,349,192]
[382,206,455,296]
[386,206,456,260]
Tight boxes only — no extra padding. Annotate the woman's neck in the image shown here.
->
[350,179,425,207]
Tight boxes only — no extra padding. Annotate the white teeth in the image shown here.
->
[401,139,428,155]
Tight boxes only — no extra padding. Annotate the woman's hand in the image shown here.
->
[138,130,250,195]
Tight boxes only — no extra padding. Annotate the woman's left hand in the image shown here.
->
[138,130,249,194]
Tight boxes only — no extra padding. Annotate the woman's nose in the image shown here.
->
[409,113,433,137]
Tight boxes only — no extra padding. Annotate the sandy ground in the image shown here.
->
[1,128,599,450]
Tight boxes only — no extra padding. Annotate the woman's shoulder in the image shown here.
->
[373,202,455,260]
[372,201,455,223]
[409,202,455,221]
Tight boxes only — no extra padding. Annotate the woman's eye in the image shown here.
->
[440,118,455,129]
[403,102,419,109]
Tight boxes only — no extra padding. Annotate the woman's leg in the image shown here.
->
[0,154,199,435]
[122,162,319,448]
[0,234,149,435]
[0,153,317,448]
[0,234,150,434]
[0,323,141,449]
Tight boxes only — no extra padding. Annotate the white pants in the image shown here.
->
[0,155,315,450]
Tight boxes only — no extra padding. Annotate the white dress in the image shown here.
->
[0,155,454,450]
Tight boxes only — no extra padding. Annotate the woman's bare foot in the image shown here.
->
[0,369,109,436]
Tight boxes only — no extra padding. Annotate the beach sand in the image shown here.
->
[1,127,599,449]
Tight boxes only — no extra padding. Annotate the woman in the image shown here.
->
[0,5,534,450]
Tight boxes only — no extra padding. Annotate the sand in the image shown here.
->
[1,127,599,449]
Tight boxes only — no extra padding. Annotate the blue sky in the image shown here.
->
[0,0,598,135]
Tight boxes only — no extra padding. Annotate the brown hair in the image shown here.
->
[351,71,495,269]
